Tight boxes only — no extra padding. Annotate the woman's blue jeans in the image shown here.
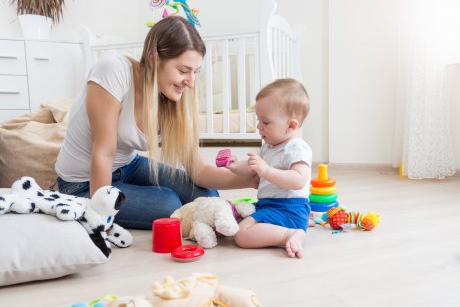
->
[57,155,219,229]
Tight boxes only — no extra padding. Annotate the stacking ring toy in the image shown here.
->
[310,186,336,195]
[171,244,204,262]
[309,201,339,212]
[310,178,336,188]
[309,193,338,203]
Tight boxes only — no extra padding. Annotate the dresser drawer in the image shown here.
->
[0,75,30,109]
[26,41,84,111]
[0,40,27,75]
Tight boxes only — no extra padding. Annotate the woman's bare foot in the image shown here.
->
[285,229,306,258]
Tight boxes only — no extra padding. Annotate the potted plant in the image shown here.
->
[9,0,68,39]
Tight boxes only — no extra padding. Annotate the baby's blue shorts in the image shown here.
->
[251,198,310,231]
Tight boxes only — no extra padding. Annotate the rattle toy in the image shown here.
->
[318,206,380,231]
[216,149,232,167]
[309,164,339,212]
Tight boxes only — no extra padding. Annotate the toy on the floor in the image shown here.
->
[171,196,255,248]
[0,176,133,257]
[151,218,205,262]
[71,294,117,307]
[171,244,205,262]
[317,206,380,232]
[216,148,232,167]
[309,164,339,212]
[232,197,258,204]
[75,273,262,307]
[152,217,183,253]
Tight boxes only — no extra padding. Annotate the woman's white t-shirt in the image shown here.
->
[55,54,147,182]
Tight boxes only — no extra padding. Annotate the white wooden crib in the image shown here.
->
[81,0,303,142]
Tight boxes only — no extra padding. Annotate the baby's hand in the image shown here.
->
[247,153,269,177]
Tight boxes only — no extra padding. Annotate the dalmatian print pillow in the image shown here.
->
[0,176,133,258]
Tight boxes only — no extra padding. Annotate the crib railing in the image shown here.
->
[198,32,260,140]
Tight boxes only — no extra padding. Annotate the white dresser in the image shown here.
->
[0,38,85,123]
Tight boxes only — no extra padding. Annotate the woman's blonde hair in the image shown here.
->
[139,16,206,182]
[256,78,310,126]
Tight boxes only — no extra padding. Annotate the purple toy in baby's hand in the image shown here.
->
[216,149,232,167]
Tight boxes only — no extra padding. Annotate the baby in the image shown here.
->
[227,78,312,258]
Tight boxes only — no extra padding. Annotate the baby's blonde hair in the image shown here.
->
[139,16,206,182]
[256,78,310,126]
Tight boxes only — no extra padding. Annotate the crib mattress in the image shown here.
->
[199,110,257,134]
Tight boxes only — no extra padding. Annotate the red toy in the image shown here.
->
[171,244,205,262]
[216,149,232,167]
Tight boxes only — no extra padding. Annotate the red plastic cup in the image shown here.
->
[152,218,182,253]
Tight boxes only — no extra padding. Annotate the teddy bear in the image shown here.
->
[73,273,262,307]
[0,176,133,257]
[171,197,256,249]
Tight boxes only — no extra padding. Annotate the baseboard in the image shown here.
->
[314,162,460,177]
[317,163,397,173]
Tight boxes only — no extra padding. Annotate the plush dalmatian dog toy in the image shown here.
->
[0,176,133,258]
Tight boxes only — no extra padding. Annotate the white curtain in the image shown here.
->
[393,0,459,179]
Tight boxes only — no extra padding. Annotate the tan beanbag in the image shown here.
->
[0,100,72,189]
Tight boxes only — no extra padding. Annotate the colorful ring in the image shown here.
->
[171,244,205,262]
[311,178,336,188]
[310,186,336,195]
[309,193,338,203]
[309,201,339,212]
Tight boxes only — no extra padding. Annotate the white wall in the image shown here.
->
[329,0,399,165]
[329,0,460,169]
[1,0,459,168]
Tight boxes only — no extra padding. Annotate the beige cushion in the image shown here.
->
[0,213,109,286]
[0,100,72,189]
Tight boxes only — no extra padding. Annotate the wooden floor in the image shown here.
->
[1,168,460,307]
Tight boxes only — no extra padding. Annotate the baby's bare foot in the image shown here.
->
[285,229,306,258]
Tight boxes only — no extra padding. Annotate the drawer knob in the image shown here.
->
[0,91,20,94]
[0,55,18,59]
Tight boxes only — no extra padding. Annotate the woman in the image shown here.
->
[55,16,255,229]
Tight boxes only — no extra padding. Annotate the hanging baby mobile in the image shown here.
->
[146,0,201,28]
